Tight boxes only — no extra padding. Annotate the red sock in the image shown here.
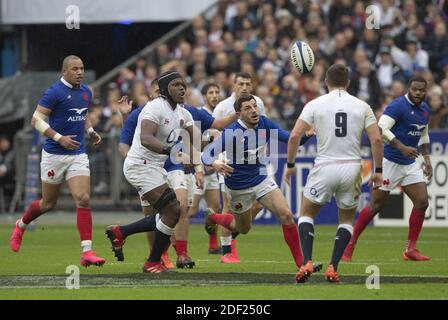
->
[209,233,218,250]
[77,207,92,241]
[22,200,43,224]
[282,224,304,268]
[351,206,375,244]
[175,240,188,255]
[408,207,426,249]
[231,239,239,257]
[210,213,234,229]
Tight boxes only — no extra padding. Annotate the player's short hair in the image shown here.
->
[62,55,82,71]
[234,72,252,83]
[325,64,349,87]
[201,82,220,95]
[408,75,427,87]
[234,94,255,112]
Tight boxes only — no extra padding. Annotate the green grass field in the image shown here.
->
[0,223,447,300]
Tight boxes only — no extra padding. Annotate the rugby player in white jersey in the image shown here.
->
[285,64,384,283]
[106,71,204,274]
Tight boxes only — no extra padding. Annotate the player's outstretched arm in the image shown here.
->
[186,124,205,188]
[365,123,384,189]
[285,118,310,185]
[32,105,80,150]
[211,113,238,130]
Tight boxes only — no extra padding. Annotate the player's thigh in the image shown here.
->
[258,188,292,220]
[67,175,91,205]
[41,181,63,208]
[204,189,221,212]
[338,207,357,225]
[303,165,333,207]
[379,158,406,192]
[40,150,68,184]
[225,186,255,215]
[334,164,362,210]
[402,182,429,209]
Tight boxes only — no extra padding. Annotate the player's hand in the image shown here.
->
[305,127,316,137]
[369,173,383,189]
[195,171,204,189]
[212,159,233,177]
[284,167,297,186]
[117,95,133,116]
[423,159,433,181]
[89,130,102,146]
[399,145,419,160]
[59,135,81,150]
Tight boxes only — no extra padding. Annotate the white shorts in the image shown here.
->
[124,158,167,206]
[379,158,424,192]
[131,168,194,208]
[225,177,278,214]
[40,150,90,184]
[194,173,219,196]
[303,162,362,210]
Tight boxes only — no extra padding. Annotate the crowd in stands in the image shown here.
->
[94,0,448,133]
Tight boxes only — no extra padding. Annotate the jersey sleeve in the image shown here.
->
[264,116,290,143]
[119,109,139,145]
[212,103,229,119]
[201,131,226,166]
[182,108,194,128]
[141,102,162,125]
[298,102,314,126]
[197,109,215,132]
[383,100,402,122]
[38,86,59,110]
[363,103,377,129]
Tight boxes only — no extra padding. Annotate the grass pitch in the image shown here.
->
[0,223,447,300]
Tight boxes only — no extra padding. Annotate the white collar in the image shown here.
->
[237,119,258,129]
[405,94,415,106]
[60,77,73,88]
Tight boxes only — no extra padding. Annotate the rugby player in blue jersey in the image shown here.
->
[10,55,106,267]
[202,94,309,273]
[343,76,433,262]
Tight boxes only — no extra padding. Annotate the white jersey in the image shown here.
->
[299,89,376,164]
[213,93,265,119]
[126,97,194,167]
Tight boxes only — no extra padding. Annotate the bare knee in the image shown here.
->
[75,193,90,208]
[414,198,429,211]
[370,201,385,215]
[236,223,251,235]
[160,200,181,227]
[278,209,294,225]
[40,199,57,213]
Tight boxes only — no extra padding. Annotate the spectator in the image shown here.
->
[349,61,382,109]
[0,134,15,189]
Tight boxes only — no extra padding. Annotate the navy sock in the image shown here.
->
[120,215,156,238]
[330,226,352,270]
[148,229,171,263]
[299,221,314,263]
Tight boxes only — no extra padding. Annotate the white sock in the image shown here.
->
[81,240,92,253]
[18,218,27,229]
[220,236,232,246]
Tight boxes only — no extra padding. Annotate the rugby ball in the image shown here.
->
[290,41,314,74]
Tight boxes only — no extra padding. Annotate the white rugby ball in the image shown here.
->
[290,41,315,74]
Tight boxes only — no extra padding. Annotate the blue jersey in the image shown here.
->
[120,104,216,172]
[383,95,430,165]
[202,116,301,190]
[39,79,92,155]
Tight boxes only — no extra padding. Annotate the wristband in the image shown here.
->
[162,146,172,155]
[375,167,382,173]
[53,133,62,142]
[287,162,295,168]
[194,165,204,173]
[87,127,95,134]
